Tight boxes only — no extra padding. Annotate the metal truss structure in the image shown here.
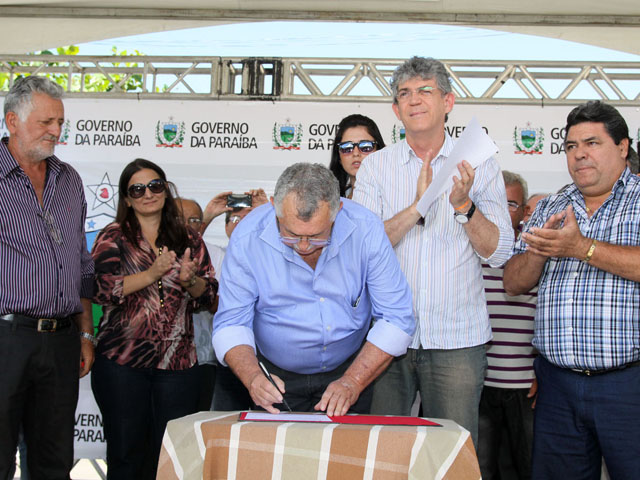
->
[1,55,639,105]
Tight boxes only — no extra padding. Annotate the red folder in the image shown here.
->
[329,415,441,427]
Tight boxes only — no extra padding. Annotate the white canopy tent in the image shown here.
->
[1,0,639,55]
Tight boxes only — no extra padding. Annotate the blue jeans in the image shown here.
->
[477,386,534,480]
[370,345,487,447]
[533,356,640,480]
[91,354,199,480]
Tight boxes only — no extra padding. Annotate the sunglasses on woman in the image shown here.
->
[127,178,166,199]
[337,140,377,154]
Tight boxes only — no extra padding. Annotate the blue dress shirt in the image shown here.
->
[212,199,415,374]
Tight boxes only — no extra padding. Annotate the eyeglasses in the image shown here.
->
[40,210,62,245]
[187,217,202,226]
[337,140,377,155]
[276,219,331,252]
[507,200,523,211]
[280,235,331,252]
[396,85,436,103]
[127,179,166,199]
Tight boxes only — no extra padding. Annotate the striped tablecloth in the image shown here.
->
[157,411,480,480]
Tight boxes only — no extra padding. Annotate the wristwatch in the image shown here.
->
[454,201,476,224]
[79,331,98,347]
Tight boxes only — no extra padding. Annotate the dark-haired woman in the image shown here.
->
[329,114,385,199]
[91,159,217,480]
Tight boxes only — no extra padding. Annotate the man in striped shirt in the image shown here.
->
[504,101,640,479]
[0,77,95,479]
[478,171,538,480]
[353,56,513,447]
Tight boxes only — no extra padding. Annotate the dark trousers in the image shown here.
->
[532,356,640,480]
[196,363,216,412]
[258,354,373,413]
[212,365,252,411]
[477,385,534,480]
[0,320,80,480]
[91,353,199,480]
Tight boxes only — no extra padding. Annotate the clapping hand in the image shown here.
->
[149,246,176,281]
[521,206,590,259]
[449,160,475,210]
[179,247,198,286]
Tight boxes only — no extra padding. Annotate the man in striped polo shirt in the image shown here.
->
[504,101,640,479]
[0,77,95,479]
[478,171,538,480]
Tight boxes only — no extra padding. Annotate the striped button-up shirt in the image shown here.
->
[353,134,513,349]
[514,168,640,371]
[0,138,93,318]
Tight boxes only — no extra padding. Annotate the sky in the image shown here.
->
[76,22,640,62]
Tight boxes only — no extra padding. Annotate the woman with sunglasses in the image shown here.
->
[329,114,386,199]
[90,159,217,480]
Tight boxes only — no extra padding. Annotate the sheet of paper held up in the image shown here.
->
[240,412,332,423]
[416,117,498,217]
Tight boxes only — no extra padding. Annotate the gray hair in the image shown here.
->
[4,76,64,121]
[273,163,340,221]
[502,170,528,204]
[391,56,452,103]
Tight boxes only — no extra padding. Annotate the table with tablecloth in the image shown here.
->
[157,411,480,480]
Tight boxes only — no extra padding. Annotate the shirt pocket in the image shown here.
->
[342,285,371,333]
[604,219,640,246]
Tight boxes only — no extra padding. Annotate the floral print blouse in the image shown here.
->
[92,223,217,370]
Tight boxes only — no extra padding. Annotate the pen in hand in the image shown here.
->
[258,361,293,412]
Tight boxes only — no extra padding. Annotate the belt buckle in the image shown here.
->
[37,318,57,332]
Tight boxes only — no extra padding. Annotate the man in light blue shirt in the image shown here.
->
[213,163,415,415]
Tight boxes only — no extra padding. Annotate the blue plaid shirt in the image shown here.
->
[514,168,640,370]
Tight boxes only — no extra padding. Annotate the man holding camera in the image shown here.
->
[213,163,415,415]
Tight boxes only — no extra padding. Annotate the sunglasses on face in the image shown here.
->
[337,140,377,155]
[127,178,166,199]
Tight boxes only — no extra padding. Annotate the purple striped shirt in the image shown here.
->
[0,138,93,317]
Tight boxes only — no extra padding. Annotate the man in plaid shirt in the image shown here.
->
[504,101,640,480]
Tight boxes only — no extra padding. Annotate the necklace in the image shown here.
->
[157,247,165,308]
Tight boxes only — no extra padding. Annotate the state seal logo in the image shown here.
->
[514,123,544,154]
[391,125,406,143]
[57,120,71,145]
[273,122,303,150]
[86,172,118,250]
[156,118,185,148]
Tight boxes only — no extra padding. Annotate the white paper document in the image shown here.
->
[416,117,499,217]
[241,412,332,423]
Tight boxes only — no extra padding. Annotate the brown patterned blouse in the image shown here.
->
[92,223,217,370]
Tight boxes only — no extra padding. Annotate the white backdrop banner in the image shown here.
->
[1,95,638,465]
[1,98,639,247]
[74,373,106,459]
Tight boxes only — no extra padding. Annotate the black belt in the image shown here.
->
[0,314,73,332]
[570,359,640,376]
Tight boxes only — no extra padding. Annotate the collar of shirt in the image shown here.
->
[0,137,63,181]
[399,132,455,168]
[560,166,634,217]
